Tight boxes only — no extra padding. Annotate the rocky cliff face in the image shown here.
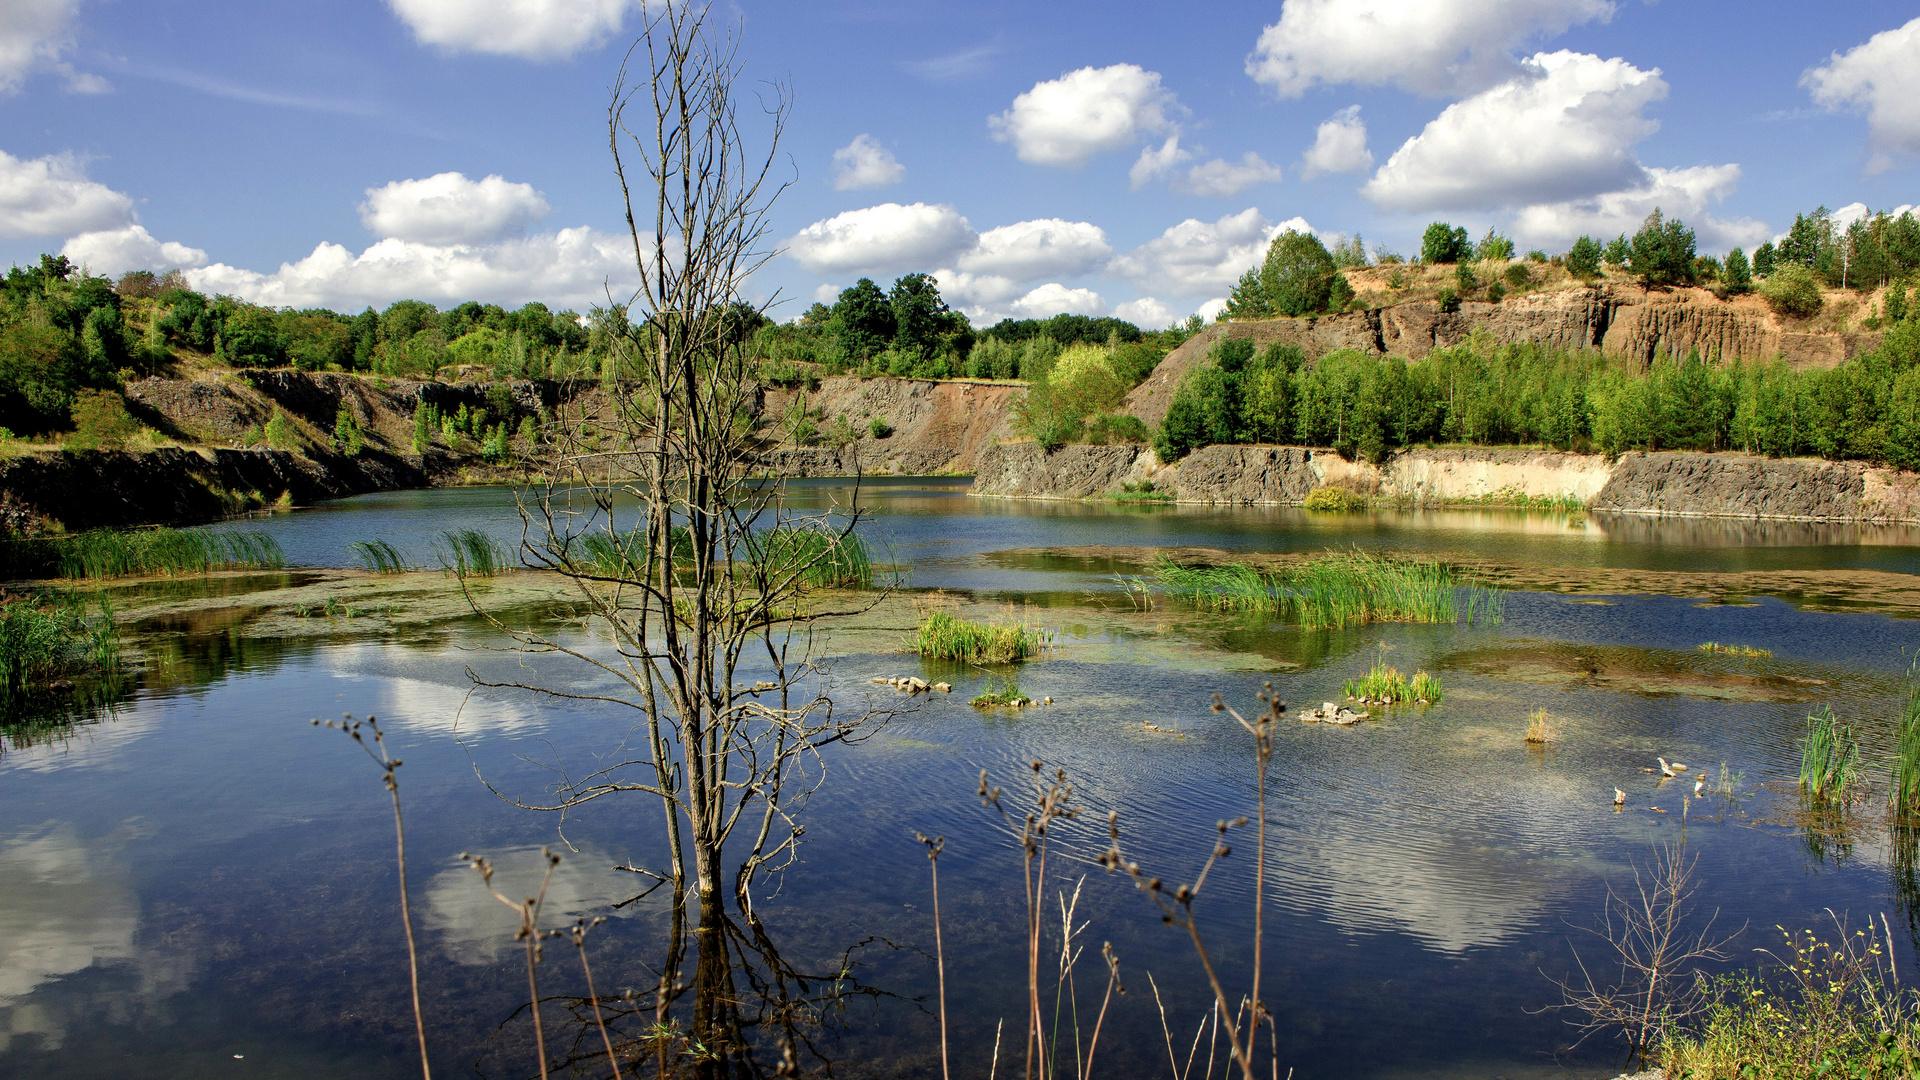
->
[1124,286,1881,427]
[970,442,1920,523]
[761,375,1020,476]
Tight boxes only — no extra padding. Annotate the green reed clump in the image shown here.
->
[2,528,284,581]
[1800,707,1862,801]
[749,526,873,589]
[1409,670,1444,704]
[1344,663,1410,702]
[0,592,120,696]
[438,529,509,578]
[1154,550,1503,629]
[350,539,412,574]
[1891,666,1920,819]
[916,611,1037,664]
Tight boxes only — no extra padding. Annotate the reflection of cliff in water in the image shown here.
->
[1588,512,1920,552]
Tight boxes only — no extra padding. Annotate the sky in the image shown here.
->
[1,0,1918,329]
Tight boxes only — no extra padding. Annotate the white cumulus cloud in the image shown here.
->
[989,64,1183,168]
[1129,135,1192,190]
[1195,297,1230,323]
[385,0,643,61]
[830,135,905,191]
[1246,0,1615,97]
[0,149,133,237]
[1300,106,1373,179]
[1108,208,1311,298]
[0,0,107,95]
[933,268,1023,315]
[1009,283,1105,319]
[784,202,977,277]
[1175,153,1284,197]
[359,172,550,245]
[187,227,641,311]
[61,225,206,276]
[958,218,1111,280]
[1509,164,1769,254]
[1803,17,1920,174]
[1362,51,1665,212]
[1113,296,1177,329]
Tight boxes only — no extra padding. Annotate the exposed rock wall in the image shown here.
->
[1124,286,1880,427]
[761,375,1020,476]
[973,442,1920,523]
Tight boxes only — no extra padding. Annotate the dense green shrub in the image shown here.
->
[66,390,140,451]
[1262,230,1340,317]
[1763,264,1824,317]
[1722,247,1752,294]
[263,409,298,451]
[1565,236,1603,279]
[1421,223,1472,264]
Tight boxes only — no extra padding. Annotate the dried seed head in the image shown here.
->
[1175,885,1193,902]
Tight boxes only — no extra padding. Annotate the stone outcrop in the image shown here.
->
[760,375,1020,476]
[969,443,1162,499]
[1158,445,1325,504]
[1593,451,1920,521]
[1124,286,1879,427]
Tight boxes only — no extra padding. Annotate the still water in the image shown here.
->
[8,480,1920,1079]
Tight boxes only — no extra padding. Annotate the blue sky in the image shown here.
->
[2,1,1917,327]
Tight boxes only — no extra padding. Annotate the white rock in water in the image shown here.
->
[933,682,952,693]
[1323,702,1338,715]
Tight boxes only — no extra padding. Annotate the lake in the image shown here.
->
[6,479,1920,1079]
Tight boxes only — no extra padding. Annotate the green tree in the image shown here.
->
[66,389,140,451]
[1887,278,1909,324]
[827,278,893,362]
[888,273,962,358]
[1566,236,1603,278]
[1722,248,1752,294]
[1421,222,1471,264]
[1628,209,1696,288]
[1260,229,1339,317]
[1779,208,1829,268]
[263,409,298,451]
[1222,268,1273,320]
[1476,229,1515,261]
[1753,241,1777,277]
[1762,263,1824,317]
[331,407,364,456]
[411,401,432,453]
[1328,272,1355,311]
[1603,235,1631,266]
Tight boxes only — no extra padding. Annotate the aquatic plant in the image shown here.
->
[1698,641,1772,658]
[0,592,120,696]
[1524,708,1553,744]
[916,610,1039,664]
[2,528,284,581]
[1892,665,1920,820]
[350,539,412,574]
[438,529,510,578]
[1302,485,1367,512]
[1409,670,1444,704]
[747,525,874,589]
[1344,662,1410,702]
[1154,550,1503,629]
[969,671,1026,708]
[1799,707,1862,801]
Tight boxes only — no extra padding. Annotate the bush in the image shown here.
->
[1763,264,1824,317]
[1436,288,1461,314]
[1085,413,1148,444]
[66,390,141,451]
[1303,485,1367,512]
[868,416,892,439]
[331,407,363,456]
[1421,222,1471,264]
[1504,263,1532,288]
[263,409,299,451]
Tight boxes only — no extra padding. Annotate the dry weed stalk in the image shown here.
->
[1544,842,1742,1065]
[463,849,561,1080]
[313,713,431,1080]
[1096,687,1283,1080]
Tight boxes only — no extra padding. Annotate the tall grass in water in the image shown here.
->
[438,529,509,578]
[350,539,412,574]
[1155,550,1502,629]
[1344,663,1409,702]
[1410,670,1444,704]
[0,592,120,695]
[1524,708,1553,744]
[1800,708,1862,802]
[1892,665,1920,819]
[916,610,1037,663]
[748,525,874,589]
[2,528,283,580]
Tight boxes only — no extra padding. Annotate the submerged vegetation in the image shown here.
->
[915,610,1041,664]
[1800,707,1863,801]
[1154,550,1503,629]
[2,527,283,580]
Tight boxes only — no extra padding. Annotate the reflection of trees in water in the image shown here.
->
[0,671,130,758]
[484,899,901,1079]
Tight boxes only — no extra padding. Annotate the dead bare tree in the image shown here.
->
[457,5,890,919]
[1544,842,1743,1067]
